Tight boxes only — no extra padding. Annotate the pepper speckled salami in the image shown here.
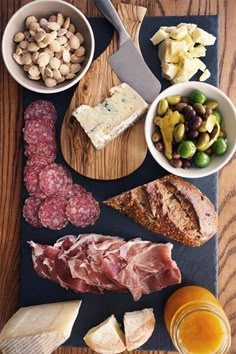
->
[38,196,68,230]
[39,163,72,196]
[66,194,100,228]
[23,197,43,227]
[23,118,55,146]
[24,165,46,199]
[24,100,57,122]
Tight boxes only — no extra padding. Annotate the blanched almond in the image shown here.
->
[14,32,24,42]
[35,31,46,42]
[59,63,69,75]
[39,18,48,29]
[44,77,57,87]
[69,35,80,49]
[24,31,30,40]
[25,16,37,29]
[19,41,28,49]
[49,15,57,22]
[37,52,50,67]
[22,53,32,65]
[62,49,70,63]
[15,47,23,55]
[28,43,39,52]
[56,36,67,45]
[66,73,76,80]
[13,53,23,65]
[57,13,64,27]
[75,32,84,44]
[76,55,85,63]
[68,24,75,33]
[49,40,61,52]
[29,65,40,77]
[45,67,53,78]
[66,31,74,39]
[51,30,58,40]
[32,51,39,63]
[28,74,41,80]
[47,22,60,31]
[57,28,67,37]
[38,41,48,48]
[29,21,40,33]
[53,69,62,80]
[75,46,85,57]
[42,33,54,46]
[55,51,62,59]
[23,63,32,71]
[70,63,81,74]
[49,56,61,69]
[63,17,70,29]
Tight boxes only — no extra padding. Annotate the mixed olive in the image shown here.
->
[152,90,228,169]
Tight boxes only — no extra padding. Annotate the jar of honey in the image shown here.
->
[164,286,231,353]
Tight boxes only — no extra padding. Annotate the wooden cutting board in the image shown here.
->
[60,4,147,180]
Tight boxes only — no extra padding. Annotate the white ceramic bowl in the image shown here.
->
[145,82,236,178]
[2,0,95,94]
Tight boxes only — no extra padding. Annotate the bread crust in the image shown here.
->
[104,175,217,247]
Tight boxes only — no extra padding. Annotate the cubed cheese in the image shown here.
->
[173,56,199,83]
[177,23,197,33]
[160,26,176,33]
[159,39,188,63]
[189,45,206,57]
[199,69,211,81]
[170,26,188,40]
[73,83,148,150]
[192,28,216,46]
[0,301,82,354]
[150,29,169,45]
[182,34,195,50]
[161,63,179,80]
[195,58,207,72]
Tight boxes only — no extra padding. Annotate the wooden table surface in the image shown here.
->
[0,0,236,353]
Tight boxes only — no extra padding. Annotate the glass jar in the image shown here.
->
[164,286,231,354]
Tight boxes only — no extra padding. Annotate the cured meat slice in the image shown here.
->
[25,141,57,160]
[23,118,55,146]
[24,165,45,198]
[24,100,57,122]
[23,197,43,227]
[39,163,72,196]
[66,194,100,228]
[26,155,54,168]
[66,184,86,199]
[38,196,68,230]
[29,234,182,300]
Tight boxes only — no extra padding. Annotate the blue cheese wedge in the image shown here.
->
[0,301,81,354]
[73,83,148,150]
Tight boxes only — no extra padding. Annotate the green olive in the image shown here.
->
[196,132,210,151]
[177,140,196,158]
[190,90,207,105]
[166,95,182,105]
[157,99,169,116]
[194,152,211,168]
[174,123,185,143]
[212,138,228,155]
[212,109,222,124]
[205,100,219,110]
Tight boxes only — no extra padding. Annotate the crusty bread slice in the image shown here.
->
[83,315,126,354]
[124,308,155,351]
[104,175,217,247]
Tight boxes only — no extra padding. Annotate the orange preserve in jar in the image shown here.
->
[164,286,231,354]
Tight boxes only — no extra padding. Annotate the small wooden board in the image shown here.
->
[60,4,147,180]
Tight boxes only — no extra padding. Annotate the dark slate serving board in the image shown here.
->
[21,15,219,351]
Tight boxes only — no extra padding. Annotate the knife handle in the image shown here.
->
[94,0,130,46]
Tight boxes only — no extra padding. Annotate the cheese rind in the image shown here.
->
[0,301,82,354]
[73,83,148,150]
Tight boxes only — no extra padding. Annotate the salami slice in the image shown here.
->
[38,196,68,230]
[24,165,46,198]
[26,155,53,168]
[24,141,57,160]
[39,163,72,196]
[66,184,87,199]
[66,193,100,228]
[23,197,43,227]
[24,100,57,122]
[23,118,55,146]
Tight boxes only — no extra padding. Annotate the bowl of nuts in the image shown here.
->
[2,0,95,93]
[145,81,236,178]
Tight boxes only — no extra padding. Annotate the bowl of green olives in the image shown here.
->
[145,81,236,178]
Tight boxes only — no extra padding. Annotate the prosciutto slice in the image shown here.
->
[29,234,181,301]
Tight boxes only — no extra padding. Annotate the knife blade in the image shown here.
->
[94,0,161,103]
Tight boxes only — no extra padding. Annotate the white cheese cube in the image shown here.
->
[195,58,207,72]
[173,57,199,83]
[161,63,179,80]
[199,69,211,81]
[0,301,82,354]
[170,26,188,40]
[160,26,176,33]
[150,29,169,45]
[192,28,216,46]
[158,39,188,63]
[182,34,195,50]
[189,45,206,57]
[177,23,197,33]
[73,83,148,150]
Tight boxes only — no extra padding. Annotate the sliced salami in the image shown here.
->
[26,155,53,169]
[25,140,57,160]
[24,165,46,198]
[38,196,68,230]
[66,193,100,228]
[23,197,43,227]
[66,184,87,199]
[24,100,57,122]
[23,118,55,146]
[39,163,72,196]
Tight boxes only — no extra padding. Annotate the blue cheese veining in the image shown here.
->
[73,83,148,150]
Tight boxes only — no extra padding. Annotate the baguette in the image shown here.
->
[104,175,217,247]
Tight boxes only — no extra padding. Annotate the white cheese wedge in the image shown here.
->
[192,28,216,46]
[189,44,206,57]
[0,301,82,354]
[83,315,126,354]
[199,69,211,81]
[150,29,169,45]
[73,83,148,150]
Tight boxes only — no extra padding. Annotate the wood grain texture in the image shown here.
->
[61,3,147,180]
[0,0,236,354]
